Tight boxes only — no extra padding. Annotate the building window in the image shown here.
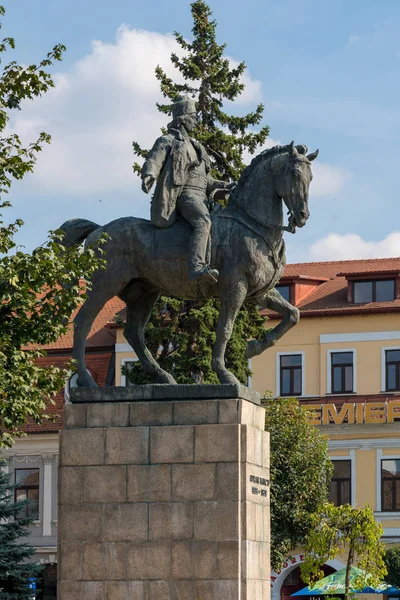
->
[14,469,39,520]
[276,284,291,303]
[385,350,400,391]
[331,352,354,394]
[329,460,351,506]
[121,359,138,386]
[381,459,400,512]
[353,279,395,304]
[279,354,302,396]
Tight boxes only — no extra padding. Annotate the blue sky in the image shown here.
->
[4,0,400,261]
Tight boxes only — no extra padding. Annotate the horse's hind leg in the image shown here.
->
[73,279,121,387]
[121,283,177,385]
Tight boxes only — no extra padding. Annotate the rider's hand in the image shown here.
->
[141,175,155,194]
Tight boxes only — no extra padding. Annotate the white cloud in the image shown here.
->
[311,162,350,197]
[9,26,264,197]
[308,232,400,261]
[347,34,362,46]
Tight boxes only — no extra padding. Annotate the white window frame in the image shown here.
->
[330,451,356,507]
[275,351,305,397]
[327,348,356,395]
[121,357,139,387]
[381,346,400,393]
[376,449,400,515]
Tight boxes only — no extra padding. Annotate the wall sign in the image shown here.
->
[307,400,400,426]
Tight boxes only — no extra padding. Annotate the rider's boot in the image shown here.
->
[189,221,219,284]
[189,265,219,284]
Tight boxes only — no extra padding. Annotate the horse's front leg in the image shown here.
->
[245,287,300,359]
[212,279,248,385]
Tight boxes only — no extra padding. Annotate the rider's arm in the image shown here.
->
[141,135,172,193]
[206,175,232,196]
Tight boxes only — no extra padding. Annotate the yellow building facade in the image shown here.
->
[113,257,400,599]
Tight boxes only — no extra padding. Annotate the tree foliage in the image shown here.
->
[263,397,333,570]
[383,546,400,588]
[130,0,270,383]
[0,6,103,447]
[301,503,387,600]
[133,0,269,181]
[0,464,42,599]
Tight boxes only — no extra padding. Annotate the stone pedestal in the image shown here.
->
[58,385,270,600]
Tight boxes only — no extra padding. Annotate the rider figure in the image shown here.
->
[141,96,232,284]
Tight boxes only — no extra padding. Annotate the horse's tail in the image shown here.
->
[58,218,101,248]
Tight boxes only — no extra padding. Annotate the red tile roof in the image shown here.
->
[266,257,400,318]
[41,296,124,350]
[24,351,113,433]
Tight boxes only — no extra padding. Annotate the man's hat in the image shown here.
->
[172,96,197,119]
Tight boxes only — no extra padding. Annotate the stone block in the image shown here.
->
[149,502,193,539]
[86,403,129,428]
[171,541,215,579]
[149,580,169,600]
[58,581,106,600]
[194,501,238,540]
[81,582,105,600]
[82,543,127,580]
[254,405,266,431]
[84,466,127,503]
[60,429,105,466]
[195,424,239,462]
[242,501,256,541]
[173,400,218,425]
[105,427,149,464]
[239,399,255,426]
[126,542,170,579]
[219,399,239,423]
[216,541,239,579]
[215,462,239,500]
[194,580,239,600]
[171,580,195,599]
[58,581,82,600]
[104,581,148,600]
[150,425,194,463]
[65,404,86,429]
[59,542,82,580]
[172,464,215,501]
[263,431,270,469]
[59,467,84,505]
[127,464,171,502]
[130,401,173,426]
[103,503,148,542]
[59,504,103,542]
[241,425,263,466]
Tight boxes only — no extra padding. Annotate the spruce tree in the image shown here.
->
[0,465,42,599]
[130,0,269,384]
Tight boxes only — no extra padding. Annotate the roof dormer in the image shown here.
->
[337,269,400,304]
[276,275,329,305]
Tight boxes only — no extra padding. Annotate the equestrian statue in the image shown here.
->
[60,97,318,388]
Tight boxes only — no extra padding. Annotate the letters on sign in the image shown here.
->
[250,474,269,497]
[307,400,400,425]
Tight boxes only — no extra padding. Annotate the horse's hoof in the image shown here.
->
[218,371,241,386]
[155,372,177,385]
[77,373,98,388]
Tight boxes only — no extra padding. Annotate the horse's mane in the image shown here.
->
[230,143,292,204]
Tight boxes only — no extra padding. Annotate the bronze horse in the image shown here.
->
[60,142,318,387]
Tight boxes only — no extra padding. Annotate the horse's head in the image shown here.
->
[271,141,318,229]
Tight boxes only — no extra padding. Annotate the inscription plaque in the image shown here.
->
[250,474,269,498]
